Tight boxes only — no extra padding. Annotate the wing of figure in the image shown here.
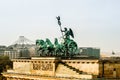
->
[69,28,74,38]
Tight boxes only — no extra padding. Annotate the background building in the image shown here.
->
[79,47,100,58]
[3,36,35,59]
[4,50,18,59]
[0,45,6,56]
[10,36,35,58]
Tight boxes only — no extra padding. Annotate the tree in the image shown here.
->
[0,56,13,74]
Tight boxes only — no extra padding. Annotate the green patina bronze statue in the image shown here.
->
[36,16,78,58]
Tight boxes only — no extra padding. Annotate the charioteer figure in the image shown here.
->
[56,16,77,58]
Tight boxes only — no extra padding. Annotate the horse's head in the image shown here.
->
[54,38,59,45]
[36,39,45,46]
[46,38,51,45]
[46,38,53,47]
[36,39,40,45]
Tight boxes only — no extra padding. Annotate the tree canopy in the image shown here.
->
[0,56,13,74]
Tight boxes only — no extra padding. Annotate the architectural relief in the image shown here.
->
[33,63,53,71]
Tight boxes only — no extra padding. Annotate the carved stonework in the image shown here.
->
[33,63,53,71]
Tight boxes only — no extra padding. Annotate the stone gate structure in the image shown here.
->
[3,57,99,80]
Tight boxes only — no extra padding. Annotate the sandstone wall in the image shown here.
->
[13,60,31,74]
[62,59,99,75]
[99,61,120,78]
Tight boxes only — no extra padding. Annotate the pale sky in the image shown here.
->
[0,0,120,53]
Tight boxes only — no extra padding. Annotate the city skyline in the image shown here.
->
[0,0,120,53]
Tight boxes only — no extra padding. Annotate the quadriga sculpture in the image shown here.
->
[36,16,78,57]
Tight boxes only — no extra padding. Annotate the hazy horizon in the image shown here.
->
[0,0,120,53]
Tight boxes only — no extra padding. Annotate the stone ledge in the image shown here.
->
[31,57,61,60]
[3,72,92,79]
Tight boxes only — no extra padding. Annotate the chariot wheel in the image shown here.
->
[67,41,78,55]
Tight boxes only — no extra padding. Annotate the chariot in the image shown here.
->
[36,16,78,57]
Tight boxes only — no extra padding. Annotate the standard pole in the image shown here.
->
[56,16,63,37]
